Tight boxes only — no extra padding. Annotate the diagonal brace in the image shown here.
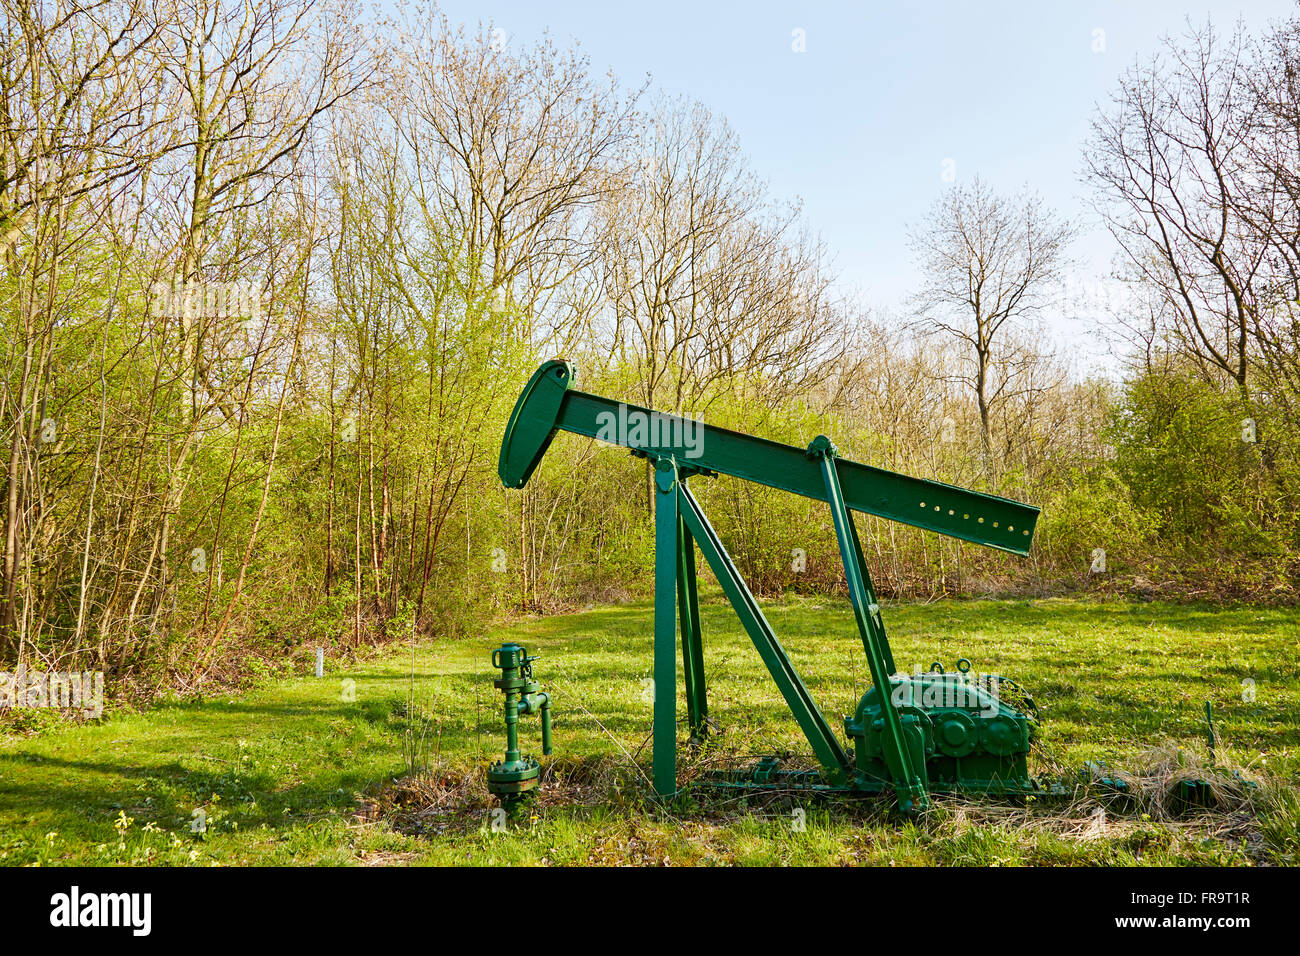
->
[677,481,852,785]
[810,435,928,811]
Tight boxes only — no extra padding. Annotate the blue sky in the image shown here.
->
[428,0,1298,374]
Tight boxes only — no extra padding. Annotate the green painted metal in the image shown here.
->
[677,513,708,741]
[653,459,680,797]
[499,362,573,491]
[499,359,1039,555]
[811,435,927,812]
[486,642,552,817]
[846,666,1037,796]
[844,494,896,674]
[499,360,1042,811]
[678,482,853,787]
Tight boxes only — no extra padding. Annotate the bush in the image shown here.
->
[1039,467,1158,579]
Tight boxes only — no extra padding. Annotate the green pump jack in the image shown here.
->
[496,360,1047,815]
[494,360,1246,815]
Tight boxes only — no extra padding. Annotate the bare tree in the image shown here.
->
[0,0,163,246]
[388,8,640,328]
[1085,20,1266,395]
[1244,16,1300,406]
[908,176,1074,468]
[383,10,640,607]
[153,0,370,412]
[598,96,850,511]
[140,0,368,621]
[0,0,166,658]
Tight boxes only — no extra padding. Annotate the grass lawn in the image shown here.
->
[2,594,1298,866]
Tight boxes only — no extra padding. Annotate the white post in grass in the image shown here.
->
[315,647,324,678]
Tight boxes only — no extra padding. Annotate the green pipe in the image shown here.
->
[520,692,552,755]
[487,643,551,814]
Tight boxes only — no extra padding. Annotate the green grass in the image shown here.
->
[2,594,1297,866]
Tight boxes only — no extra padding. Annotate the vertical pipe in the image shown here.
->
[541,698,552,756]
[503,653,520,764]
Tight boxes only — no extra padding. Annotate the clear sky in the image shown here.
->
[427,0,1298,375]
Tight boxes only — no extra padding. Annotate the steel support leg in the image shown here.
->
[677,507,708,740]
[653,459,680,798]
[811,436,928,811]
[845,502,897,674]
